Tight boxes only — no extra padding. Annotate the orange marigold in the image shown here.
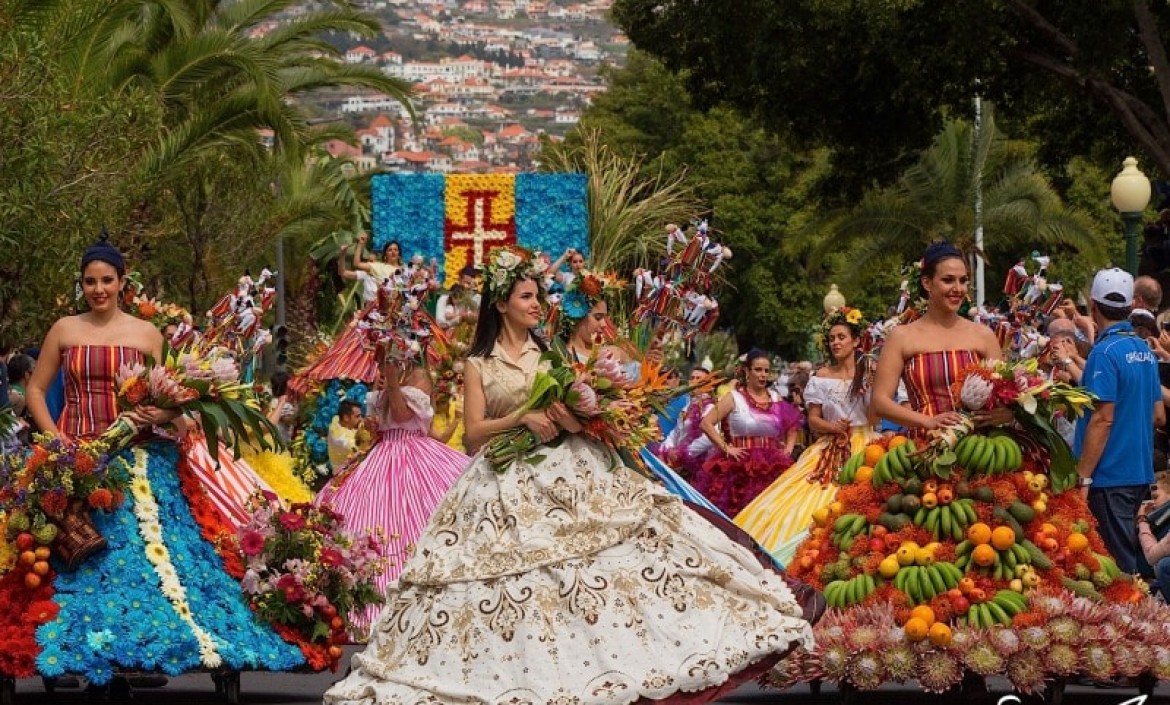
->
[73,452,96,476]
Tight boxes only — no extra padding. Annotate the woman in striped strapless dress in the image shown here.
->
[14,233,302,689]
[313,361,467,639]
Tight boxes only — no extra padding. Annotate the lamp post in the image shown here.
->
[823,284,846,314]
[1110,156,1152,276]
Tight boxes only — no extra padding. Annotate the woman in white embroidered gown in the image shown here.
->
[324,250,814,705]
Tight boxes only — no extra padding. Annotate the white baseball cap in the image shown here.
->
[1090,267,1134,307]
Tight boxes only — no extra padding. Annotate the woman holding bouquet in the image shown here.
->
[324,247,814,705]
[692,350,803,517]
[313,357,467,639]
[15,233,302,688]
[735,308,878,565]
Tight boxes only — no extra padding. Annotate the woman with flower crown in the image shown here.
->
[6,233,303,692]
[691,350,803,518]
[734,307,879,565]
[324,246,815,705]
[313,355,467,639]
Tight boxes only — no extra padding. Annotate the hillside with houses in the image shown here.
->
[279,0,626,172]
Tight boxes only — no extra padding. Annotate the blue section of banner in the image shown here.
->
[370,173,445,262]
[515,173,589,258]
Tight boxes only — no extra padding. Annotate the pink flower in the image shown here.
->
[275,574,306,603]
[567,379,602,417]
[320,548,344,568]
[279,511,307,531]
[240,530,266,556]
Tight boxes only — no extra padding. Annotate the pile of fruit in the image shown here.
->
[781,431,1170,693]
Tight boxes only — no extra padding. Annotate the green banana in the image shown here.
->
[939,505,953,540]
[925,507,940,535]
[927,565,947,596]
[985,600,1012,626]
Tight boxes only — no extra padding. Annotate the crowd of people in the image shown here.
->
[2,229,1170,701]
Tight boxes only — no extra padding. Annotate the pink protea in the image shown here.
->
[1005,648,1046,695]
[1065,596,1109,625]
[1114,642,1150,678]
[946,626,978,653]
[115,361,147,387]
[961,642,1005,677]
[916,650,963,693]
[845,652,885,691]
[818,643,849,681]
[1018,626,1050,651]
[1080,642,1116,681]
[592,350,628,387]
[882,643,917,682]
[959,374,994,411]
[1045,616,1082,644]
[567,379,602,417]
[845,624,882,652]
[1043,643,1080,676]
[1152,645,1170,680]
[989,627,1022,656]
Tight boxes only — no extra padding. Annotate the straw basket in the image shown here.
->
[53,500,107,571]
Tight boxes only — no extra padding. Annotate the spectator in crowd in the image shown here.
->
[327,399,366,469]
[1134,275,1163,313]
[435,266,481,329]
[1075,268,1164,574]
[1137,471,1170,602]
[6,353,34,446]
[264,370,296,444]
[1047,318,1086,385]
[1053,298,1096,345]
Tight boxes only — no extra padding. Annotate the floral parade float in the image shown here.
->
[774,359,1170,701]
[0,338,380,703]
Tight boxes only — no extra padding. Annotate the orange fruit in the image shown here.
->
[32,561,50,576]
[1039,523,1059,538]
[967,522,993,545]
[864,444,885,466]
[33,546,51,561]
[19,550,36,566]
[829,501,844,516]
[972,543,997,567]
[990,526,1016,551]
[909,605,936,627]
[24,572,41,589]
[854,466,874,484]
[888,435,909,450]
[928,622,953,646]
[1066,532,1089,552]
[903,617,929,641]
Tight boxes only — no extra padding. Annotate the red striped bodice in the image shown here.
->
[58,345,145,439]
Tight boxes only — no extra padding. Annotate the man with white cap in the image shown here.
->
[1075,267,1165,574]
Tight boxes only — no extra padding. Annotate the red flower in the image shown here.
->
[74,452,97,476]
[240,530,267,557]
[110,489,125,508]
[124,378,149,406]
[319,548,344,568]
[87,488,114,511]
[26,447,49,472]
[23,600,59,625]
[40,490,68,517]
[275,574,306,603]
[278,512,306,532]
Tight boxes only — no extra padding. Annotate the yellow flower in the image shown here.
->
[846,309,862,325]
[145,542,170,563]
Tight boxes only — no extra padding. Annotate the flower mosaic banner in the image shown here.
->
[371,173,589,283]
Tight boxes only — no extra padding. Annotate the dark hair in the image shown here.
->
[381,240,401,261]
[270,370,290,397]
[918,242,965,297]
[744,348,770,369]
[459,265,477,278]
[7,353,33,383]
[81,227,126,277]
[468,274,546,358]
[338,399,362,418]
[1097,301,1132,322]
[787,369,810,400]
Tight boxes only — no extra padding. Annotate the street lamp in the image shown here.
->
[823,284,846,314]
[1110,156,1152,275]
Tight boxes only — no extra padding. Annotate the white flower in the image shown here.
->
[495,250,521,270]
[960,374,994,411]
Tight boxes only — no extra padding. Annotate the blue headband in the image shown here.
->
[81,227,125,275]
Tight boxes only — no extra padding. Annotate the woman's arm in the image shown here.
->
[700,392,742,459]
[26,320,66,439]
[337,244,358,282]
[353,233,373,273]
[548,247,574,274]
[462,360,556,452]
[807,403,849,436]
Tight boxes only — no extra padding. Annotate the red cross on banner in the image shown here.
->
[444,189,516,272]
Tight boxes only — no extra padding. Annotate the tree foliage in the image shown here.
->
[612,0,1170,189]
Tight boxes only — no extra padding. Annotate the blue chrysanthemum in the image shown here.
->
[563,290,590,320]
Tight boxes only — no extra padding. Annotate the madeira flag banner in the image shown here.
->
[370,173,589,283]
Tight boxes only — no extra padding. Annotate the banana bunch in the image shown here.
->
[831,513,868,550]
[824,574,877,607]
[893,561,962,604]
[837,450,865,484]
[912,498,978,540]
[964,591,1027,628]
[955,433,1022,474]
[871,440,918,487]
[954,540,1033,580]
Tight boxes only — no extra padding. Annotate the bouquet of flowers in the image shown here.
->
[359,260,442,367]
[111,344,282,457]
[923,358,1095,489]
[0,435,128,572]
[485,339,716,472]
[236,495,384,669]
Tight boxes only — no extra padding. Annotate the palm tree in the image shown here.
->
[817,105,1103,291]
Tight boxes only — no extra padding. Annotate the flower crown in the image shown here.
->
[818,306,868,359]
[485,246,547,301]
[559,269,623,333]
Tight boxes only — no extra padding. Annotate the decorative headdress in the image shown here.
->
[557,269,624,338]
[818,306,868,359]
[484,245,547,302]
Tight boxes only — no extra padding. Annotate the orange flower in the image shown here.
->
[74,452,96,476]
[137,300,159,318]
[579,275,603,297]
[26,447,49,472]
[124,378,149,406]
[87,488,114,510]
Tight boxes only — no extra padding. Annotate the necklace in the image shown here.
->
[743,388,773,412]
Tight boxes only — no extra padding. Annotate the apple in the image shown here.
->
[950,595,971,614]
[15,533,35,551]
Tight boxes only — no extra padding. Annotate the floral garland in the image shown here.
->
[484,245,548,302]
[555,269,624,339]
[175,454,245,579]
[124,449,223,668]
[817,306,868,360]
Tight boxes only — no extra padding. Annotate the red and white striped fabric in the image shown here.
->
[315,387,467,639]
[182,429,277,528]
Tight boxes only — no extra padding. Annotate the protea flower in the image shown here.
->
[882,644,917,682]
[1081,642,1115,680]
[1043,643,1080,676]
[845,652,885,691]
[962,642,1005,677]
[818,643,849,681]
[1005,649,1045,694]
[1114,643,1150,678]
[1045,616,1082,644]
[1152,645,1170,680]
[1018,626,1050,651]
[959,373,995,411]
[916,650,963,693]
[846,624,882,652]
[989,628,1022,656]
